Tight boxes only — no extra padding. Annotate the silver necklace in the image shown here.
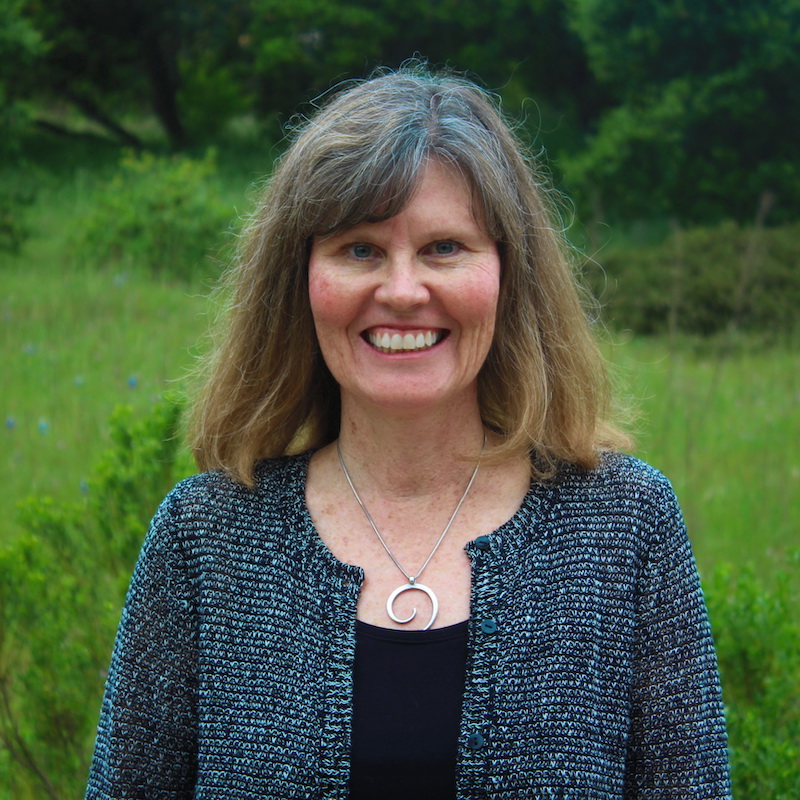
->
[337,433,485,630]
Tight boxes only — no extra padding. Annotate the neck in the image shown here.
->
[336,399,487,501]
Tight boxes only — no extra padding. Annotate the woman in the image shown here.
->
[86,68,731,798]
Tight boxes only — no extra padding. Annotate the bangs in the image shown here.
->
[304,143,428,238]
[302,146,497,242]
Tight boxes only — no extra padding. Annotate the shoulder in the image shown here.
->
[531,452,686,555]
[144,452,314,552]
[549,451,678,511]
[159,451,312,514]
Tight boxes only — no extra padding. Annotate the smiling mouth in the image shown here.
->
[366,330,446,353]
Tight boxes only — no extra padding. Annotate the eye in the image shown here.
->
[431,241,459,256]
[350,243,373,259]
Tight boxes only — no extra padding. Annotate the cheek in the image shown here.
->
[461,273,500,331]
[459,278,500,365]
[308,270,343,331]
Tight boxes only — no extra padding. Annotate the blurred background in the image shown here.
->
[1,0,798,797]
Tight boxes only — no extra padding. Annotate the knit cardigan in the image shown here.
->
[85,450,732,799]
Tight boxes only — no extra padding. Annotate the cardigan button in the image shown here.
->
[473,536,491,550]
[480,618,498,634]
[467,732,486,750]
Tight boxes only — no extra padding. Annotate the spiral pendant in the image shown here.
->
[386,581,439,630]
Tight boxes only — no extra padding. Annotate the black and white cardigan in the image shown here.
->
[86,450,732,799]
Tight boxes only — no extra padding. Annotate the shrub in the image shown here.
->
[176,57,253,142]
[0,400,189,799]
[586,221,800,337]
[0,189,31,253]
[70,149,235,281]
[706,553,800,799]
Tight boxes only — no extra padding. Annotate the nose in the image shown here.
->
[373,254,430,309]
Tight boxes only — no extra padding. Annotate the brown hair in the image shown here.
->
[189,66,630,485]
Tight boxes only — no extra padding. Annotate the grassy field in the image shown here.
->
[611,336,799,577]
[2,264,206,520]
[1,229,211,542]
[2,131,799,799]
[2,138,799,579]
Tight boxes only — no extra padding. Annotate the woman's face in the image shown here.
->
[308,160,500,417]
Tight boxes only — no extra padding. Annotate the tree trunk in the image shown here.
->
[140,31,186,149]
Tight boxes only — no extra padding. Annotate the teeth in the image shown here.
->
[368,330,442,353]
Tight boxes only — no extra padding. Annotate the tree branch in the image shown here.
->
[56,85,142,149]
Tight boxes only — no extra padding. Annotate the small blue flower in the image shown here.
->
[5,417,15,430]
[74,375,86,387]
[38,418,49,434]
[127,375,139,389]
[22,343,36,355]
[80,480,89,494]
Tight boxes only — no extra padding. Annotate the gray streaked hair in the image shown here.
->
[190,66,630,485]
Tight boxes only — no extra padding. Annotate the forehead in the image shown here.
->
[324,160,488,241]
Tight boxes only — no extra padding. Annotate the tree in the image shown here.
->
[0,0,43,155]
[17,0,252,147]
[563,0,800,223]
[245,0,604,141]
[15,0,605,153]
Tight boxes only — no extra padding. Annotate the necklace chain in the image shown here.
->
[336,433,485,627]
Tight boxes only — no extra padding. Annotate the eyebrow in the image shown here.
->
[323,217,486,242]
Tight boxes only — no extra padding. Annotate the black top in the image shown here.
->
[349,619,470,799]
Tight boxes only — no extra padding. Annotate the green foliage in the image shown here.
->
[0,401,189,798]
[245,0,597,135]
[15,0,594,149]
[248,0,383,111]
[0,0,43,244]
[564,0,800,222]
[18,0,170,144]
[0,0,41,63]
[16,0,253,146]
[13,0,800,227]
[176,56,253,141]
[568,0,800,98]
[70,149,234,280]
[706,554,800,798]
[588,220,800,336]
[0,0,40,157]
[0,188,33,253]
[0,0,43,119]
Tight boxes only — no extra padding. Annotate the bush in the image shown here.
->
[706,553,800,798]
[70,149,235,281]
[0,188,32,253]
[0,400,189,799]
[0,98,34,253]
[586,220,800,337]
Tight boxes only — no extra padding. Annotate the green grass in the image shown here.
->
[612,336,800,579]
[2,146,215,543]
[1,130,278,544]
[1,264,207,536]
